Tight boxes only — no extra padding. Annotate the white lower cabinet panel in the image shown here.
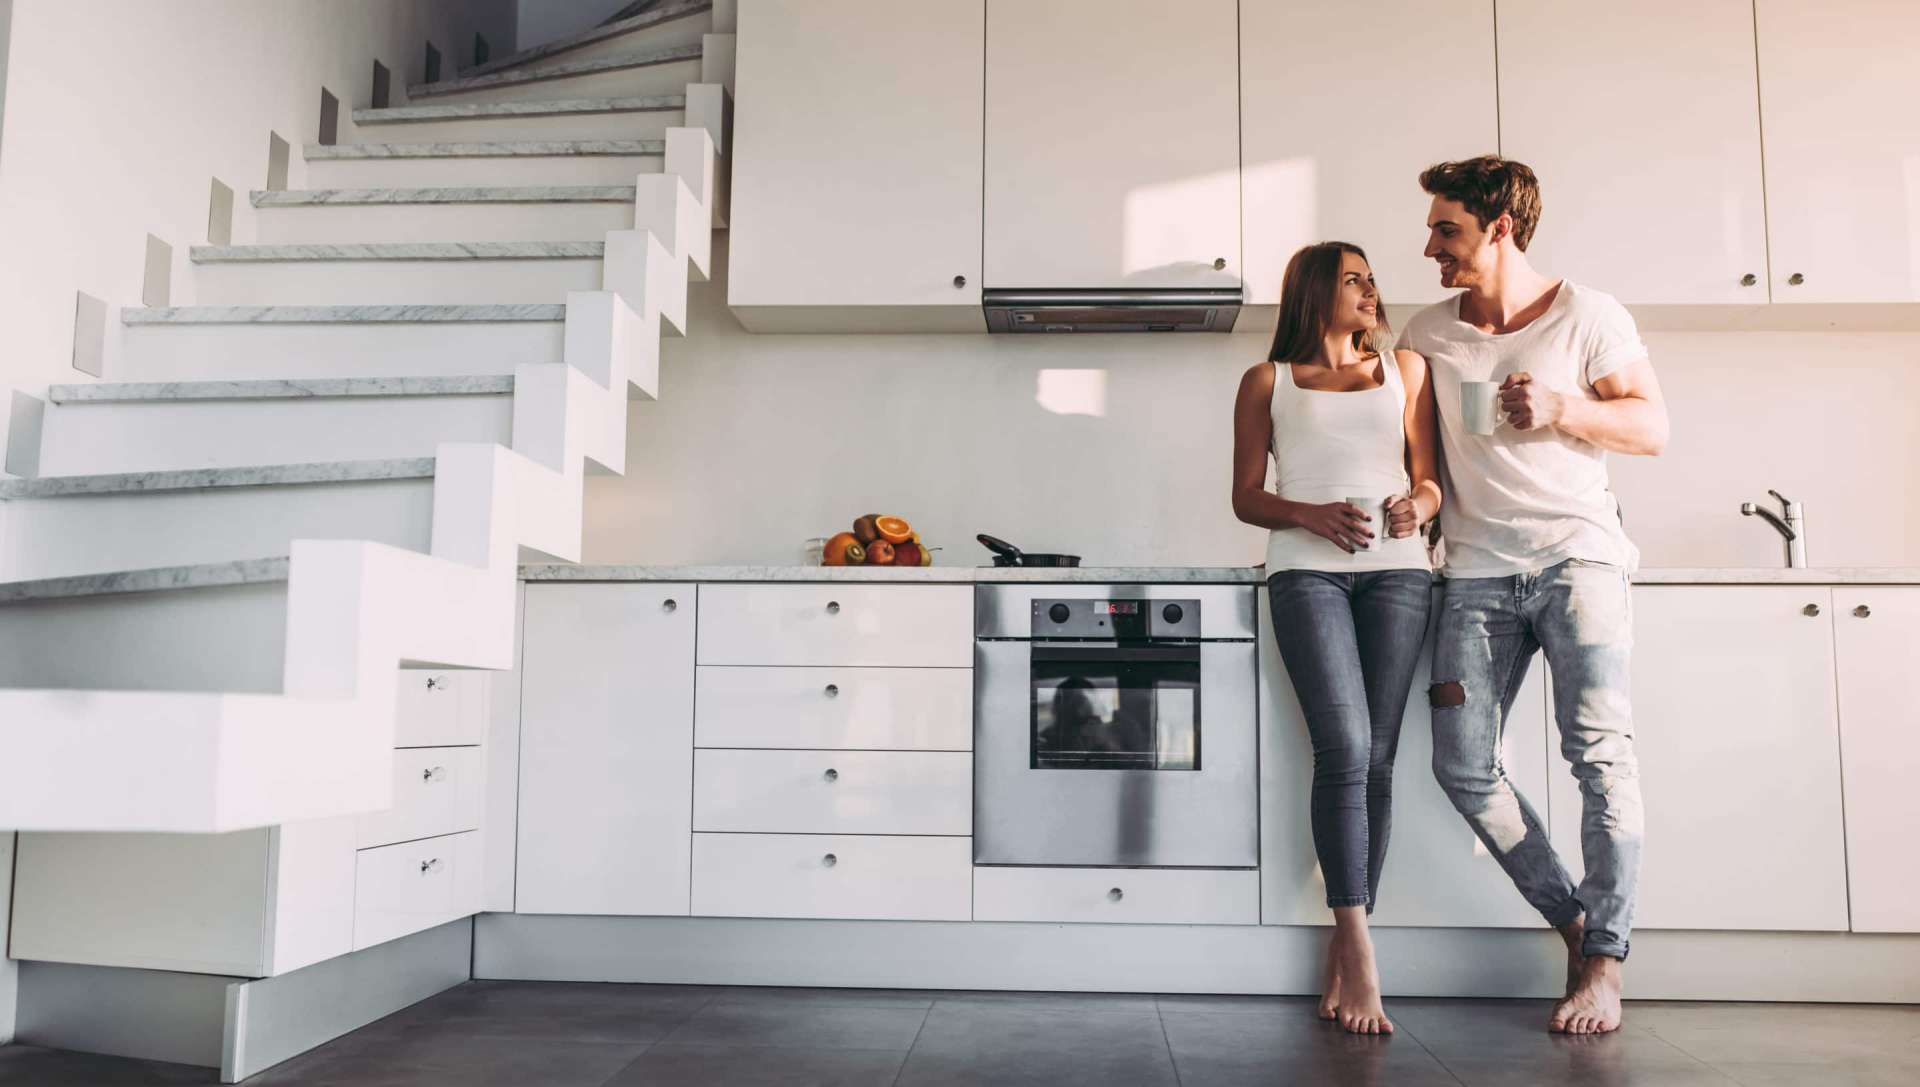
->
[691,833,971,921]
[353,831,482,951]
[696,585,973,667]
[693,750,970,835]
[973,866,1259,926]
[694,666,972,750]
[394,669,485,748]
[355,747,483,850]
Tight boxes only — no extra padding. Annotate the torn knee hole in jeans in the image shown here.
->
[1428,681,1466,708]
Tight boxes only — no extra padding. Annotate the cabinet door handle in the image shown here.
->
[424,675,445,692]
[824,683,840,698]
[821,853,838,868]
[1788,272,1805,286]
[662,598,678,613]
[1803,603,1822,617]
[1853,604,1872,618]
[825,601,841,615]
[953,274,967,288]
[1212,257,1227,271]
[419,858,443,875]
[1108,887,1124,902]
[422,766,447,783]
[823,767,839,783]
[1740,273,1758,287]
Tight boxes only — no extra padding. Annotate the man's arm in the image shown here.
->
[1500,358,1669,456]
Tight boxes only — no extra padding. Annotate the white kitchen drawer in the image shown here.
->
[696,585,972,667]
[691,833,972,921]
[695,666,972,750]
[356,746,483,850]
[353,831,482,951]
[973,866,1259,926]
[393,669,485,748]
[694,749,971,835]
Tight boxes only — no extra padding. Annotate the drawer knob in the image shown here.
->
[1788,272,1805,286]
[824,683,840,698]
[1108,887,1124,902]
[823,768,839,783]
[1740,273,1758,287]
[1212,257,1227,271]
[953,274,967,288]
[422,766,447,783]
[424,675,445,692]
[420,858,443,875]
[662,598,678,613]
[1804,603,1822,617]
[1854,604,1872,618]
[821,853,838,868]
[825,601,841,615]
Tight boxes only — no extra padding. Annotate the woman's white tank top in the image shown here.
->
[1264,352,1432,573]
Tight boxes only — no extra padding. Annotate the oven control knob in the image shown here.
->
[1048,603,1071,624]
[1162,603,1184,625]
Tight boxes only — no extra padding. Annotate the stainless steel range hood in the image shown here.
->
[983,288,1242,333]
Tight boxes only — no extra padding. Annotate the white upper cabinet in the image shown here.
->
[1549,587,1849,932]
[984,0,1240,290]
[727,0,986,331]
[1756,0,1920,302]
[1240,1,1498,311]
[1496,0,1769,304]
[1832,588,1920,933]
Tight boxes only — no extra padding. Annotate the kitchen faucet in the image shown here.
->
[1740,489,1806,568]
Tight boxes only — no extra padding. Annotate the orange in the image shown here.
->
[823,532,865,566]
[875,516,912,544]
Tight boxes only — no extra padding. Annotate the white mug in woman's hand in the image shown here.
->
[1345,496,1388,552]
[1461,380,1501,435]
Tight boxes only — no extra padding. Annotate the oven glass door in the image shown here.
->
[1030,644,1199,771]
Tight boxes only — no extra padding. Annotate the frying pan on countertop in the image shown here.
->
[977,533,1082,568]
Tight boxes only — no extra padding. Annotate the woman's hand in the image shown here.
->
[1386,494,1420,538]
[1296,501,1374,553]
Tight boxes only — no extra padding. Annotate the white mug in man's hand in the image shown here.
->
[1461,380,1501,435]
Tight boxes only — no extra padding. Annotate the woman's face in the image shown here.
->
[1329,252,1380,335]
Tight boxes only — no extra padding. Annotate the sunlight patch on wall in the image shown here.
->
[1036,368,1108,417]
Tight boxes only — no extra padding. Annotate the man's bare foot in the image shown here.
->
[1557,918,1587,997]
[1318,937,1342,1020]
[1332,933,1393,1035]
[1550,955,1624,1035]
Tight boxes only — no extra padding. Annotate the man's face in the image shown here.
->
[1423,195,1500,290]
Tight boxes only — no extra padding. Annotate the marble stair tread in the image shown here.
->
[458,1,712,79]
[122,304,566,325]
[408,43,704,100]
[0,557,291,604]
[47,376,515,404]
[252,185,637,207]
[304,139,665,160]
[0,457,436,499]
[352,95,683,125]
[190,242,604,263]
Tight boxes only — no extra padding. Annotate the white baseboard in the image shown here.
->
[474,913,1920,1004]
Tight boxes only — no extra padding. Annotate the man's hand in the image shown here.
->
[1500,372,1565,431]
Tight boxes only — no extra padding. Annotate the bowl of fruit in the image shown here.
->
[822,514,935,568]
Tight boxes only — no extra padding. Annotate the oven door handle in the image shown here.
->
[1029,644,1201,664]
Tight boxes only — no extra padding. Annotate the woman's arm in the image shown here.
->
[1393,349,1444,536]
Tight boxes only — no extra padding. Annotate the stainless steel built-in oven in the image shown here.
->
[974,584,1258,868]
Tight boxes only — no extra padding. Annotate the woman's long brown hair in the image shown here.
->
[1266,241,1388,364]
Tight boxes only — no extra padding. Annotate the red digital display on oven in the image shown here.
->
[1099,601,1141,615]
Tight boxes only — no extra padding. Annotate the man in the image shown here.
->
[1396,156,1669,1034]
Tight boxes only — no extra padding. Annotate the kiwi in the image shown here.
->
[852,515,881,544]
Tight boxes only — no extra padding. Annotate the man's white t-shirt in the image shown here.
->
[1396,281,1645,577]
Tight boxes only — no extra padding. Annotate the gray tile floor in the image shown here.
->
[2,982,1917,1086]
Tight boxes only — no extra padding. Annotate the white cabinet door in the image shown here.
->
[974,866,1258,926]
[1259,588,1555,927]
[691,833,972,921]
[693,749,971,835]
[516,583,696,916]
[695,666,973,750]
[352,831,483,952]
[1832,588,1920,932]
[728,0,986,329]
[1241,1,1497,310]
[696,584,973,667]
[1548,587,1848,931]
[1756,0,1920,302]
[1497,0,1769,304]
[394,668,485,748]
[984,0,1240,289]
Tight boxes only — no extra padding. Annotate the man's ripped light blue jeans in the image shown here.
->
[1430,557,1642,960]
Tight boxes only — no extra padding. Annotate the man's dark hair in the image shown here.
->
[1419,156,1542,251]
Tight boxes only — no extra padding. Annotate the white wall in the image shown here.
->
[517,0,637,50]
[582,239,1920,572]
[0,0,517,464]
[1,832,14,1045]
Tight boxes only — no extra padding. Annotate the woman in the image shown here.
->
[1231,242,1442,1035]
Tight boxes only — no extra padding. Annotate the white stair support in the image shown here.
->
[635,174,711,282]
[711,0,736,34]
[701,34,737,93]
[605,229,687,336]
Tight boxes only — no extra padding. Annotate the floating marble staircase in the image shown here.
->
[0,3,735,833]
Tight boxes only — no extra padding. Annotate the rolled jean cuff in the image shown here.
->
[1326,895,1371,910]
[1582,936,1630,962]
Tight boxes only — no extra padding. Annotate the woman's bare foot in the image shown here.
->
[1318,937,1342,1020]
[1550,955,1624,1034]
[1328,912,1393,1035]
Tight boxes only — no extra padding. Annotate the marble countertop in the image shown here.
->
[518,564,1920,585]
